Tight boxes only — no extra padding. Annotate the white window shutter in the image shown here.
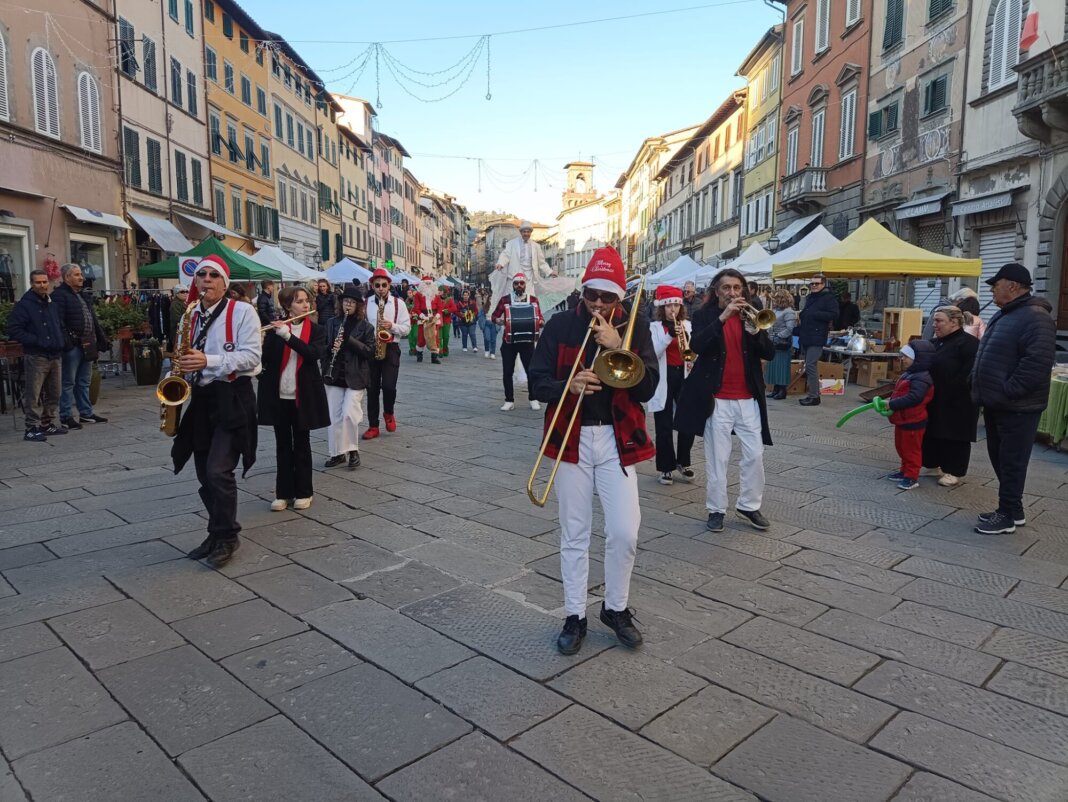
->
[847,0,861,25]
[839,90,855,159]
[811,110,825,167]
[77,73,101,153]
[990,0,1008,88]
[792,20,804,75]
[816,0,830,51]
[31,48,59,138]
[0,33,9,121]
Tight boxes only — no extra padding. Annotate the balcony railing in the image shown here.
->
[1014,41,1068,142]
[780,167,829,206]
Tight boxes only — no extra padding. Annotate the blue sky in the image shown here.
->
[253,1,782,223]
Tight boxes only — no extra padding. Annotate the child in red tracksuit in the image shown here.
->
[886,339,935,490]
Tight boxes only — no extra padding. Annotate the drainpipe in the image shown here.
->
[159,1,177,241]
[113,3,132,289]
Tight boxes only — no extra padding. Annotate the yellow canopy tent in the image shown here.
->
[771,218,982,279]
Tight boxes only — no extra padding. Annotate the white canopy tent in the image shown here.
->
[251,245,323,282]
[645,254,705,288]
[737,225,840,279]
[324,258,373,284]
[721,242,770,274]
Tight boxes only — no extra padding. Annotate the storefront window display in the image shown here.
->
[0,226,32,303]
[69,233,111,292]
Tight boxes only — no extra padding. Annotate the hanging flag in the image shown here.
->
[1021,12,1039,50]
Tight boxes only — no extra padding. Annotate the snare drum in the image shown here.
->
[505,303,537,344]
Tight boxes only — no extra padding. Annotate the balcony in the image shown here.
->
[780,167,829,209]
[1014,42,1068,142]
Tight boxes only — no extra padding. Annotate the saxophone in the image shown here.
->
[326,313,348,378]
[374,295,390,360]
[159,304,194,437]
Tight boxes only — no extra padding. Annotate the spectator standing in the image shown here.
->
[950,287,987,339]
[837,292,861,330]
[314,278,337,322]
[922,306,980,487]
[7,269,67,441]
[479,288,498,359]
[53,264,109,429]
[681,281,700,320]
[885,341,936,491]
[797,274,839,406]
[168,285,188,353]
[256,280,277,325]
[765,289,797,400]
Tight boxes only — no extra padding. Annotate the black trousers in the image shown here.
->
[193,425,242,543]
[274,400,313,500]
[654,365,695,472]
[921,435,972,478]
[984,408,1043,519]
[501,342,534,402]
[367,345,399,426]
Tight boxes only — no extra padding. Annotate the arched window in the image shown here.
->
[988,0,1025,90]
[31,47,60,138]
[0,32,9,121]
[77,72,101,153]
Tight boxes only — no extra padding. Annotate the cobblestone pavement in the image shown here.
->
[2,349,1068,801]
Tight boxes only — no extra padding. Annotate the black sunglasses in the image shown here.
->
[372,282,390,289]
[583,288,618,304]
[195,270,223,279]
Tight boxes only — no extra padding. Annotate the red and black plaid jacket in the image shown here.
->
[529,304,658,467]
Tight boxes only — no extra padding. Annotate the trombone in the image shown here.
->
[526,274,647,507]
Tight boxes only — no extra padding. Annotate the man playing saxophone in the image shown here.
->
[171,255,261,568]
[363,268,411,440]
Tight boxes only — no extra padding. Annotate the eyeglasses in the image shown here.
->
[809,280,824,286]
[176,289,189,294]
[195,270,223,279]
[582,288,618,304]
[372,282,390,289]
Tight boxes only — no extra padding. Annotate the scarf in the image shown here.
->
[278,320,311,404]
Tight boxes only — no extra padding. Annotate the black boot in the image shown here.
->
[600,604,643,648]
[187,537,215,560]
[556,615,587,655]
[348,450,361,470]
[206,538,239,567]
[431,354,441,364]
[416,351,423,362]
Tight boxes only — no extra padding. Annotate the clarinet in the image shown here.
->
[326,313,348,378]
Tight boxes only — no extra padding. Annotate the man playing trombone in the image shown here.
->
[529,247,658,656]
[676,268,775,534]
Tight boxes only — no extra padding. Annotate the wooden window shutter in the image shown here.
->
[175,151,188,202]
[147,139,163,194]
[143,38,157,93]
[271,209,280,241]
[883,0,903,49]
[192,159,204,206]
[868,110,882,139]
[124,127,141,187]
[0,33,8,121]
[887,102,899,131]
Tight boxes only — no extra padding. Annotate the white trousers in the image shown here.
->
[555,426,640,617]
[325,386,364,457]
[704,397,765,514]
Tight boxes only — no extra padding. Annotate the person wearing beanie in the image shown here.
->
[529,246,658,655]
[171,254,262,568]
[321,284,376,469]
[648,284,695,485]
[363,268,412,440]
[491,272,544,411]
[885,339,936,491]
[412,275,443,364]
[675,268,776,533]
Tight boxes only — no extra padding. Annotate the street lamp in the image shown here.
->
[767,235,780,254]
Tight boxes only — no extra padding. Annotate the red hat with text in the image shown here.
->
[582,247,626,299]
[371,267,392,283]
[654,285,684,306]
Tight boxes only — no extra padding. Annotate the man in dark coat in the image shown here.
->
[52,264,110,428]
[256,280,278,325]
[797,274,839,406]
[970,263,1056,535]
[6,269,67,440]
[675,268,775,534]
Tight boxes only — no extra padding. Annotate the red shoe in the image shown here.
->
[384,414,397,433]
[362,427,380,440]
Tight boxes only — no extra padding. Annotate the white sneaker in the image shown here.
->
[500,401,515,411]
[529,400,541,411]
[938,474,961,487]
[473,348,479,353]
[293,496,313,510]
[484,351,490,358]
[923,467,944,477]
[490,353,496,359]
[462,348,468,352]
[270,499,288,512]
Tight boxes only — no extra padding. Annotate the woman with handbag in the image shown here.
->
[765,289,797,400]
[259,286,330,511]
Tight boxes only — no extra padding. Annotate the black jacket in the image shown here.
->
[6,289,65,356]
[256,292,277,325]
[52,283,107,353]
[257,322,330,431]
[314,291,337,322]
[837,301,861,330]
[321,316,375,391]
[674,311,776,445]
[926,328,979,442]
[970,294,1056,412]
[797,288,839,347]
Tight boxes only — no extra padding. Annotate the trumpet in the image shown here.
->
[675,320,695,362]
[739,303,776,330]
[261,309,316,332]
[527,274,646,507]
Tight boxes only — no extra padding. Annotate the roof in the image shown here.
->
[374,131,411,158]
[655,93,745,181]
[334,94,378,118]
[736,25,784,77]
[617,124,702,185]
[215,0,269,41]
[338,125,372,153]
[262,31,343,112]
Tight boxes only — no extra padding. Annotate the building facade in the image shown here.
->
[338,126,371,264]
[556,162,608,277]
[738,25,784,250]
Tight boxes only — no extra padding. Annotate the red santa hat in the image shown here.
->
[186,254,231,303]
[511,272,527,283]
[371,267,391,283]
[421,275,434,283]
[581,247,626,299]
[654,285,684,306]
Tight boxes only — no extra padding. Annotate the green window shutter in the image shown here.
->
[147,138,162,194]
[932,76,947,112]
[923,81,933,115]
[883,0,903,49]
[887,102,899,131]
[335,233,343,261]
[271,209,279,240]
[175,151,188,202]
[321,229,330,262]
[246,200,255,235]
[191,159,203,206]
[867,110,882,139]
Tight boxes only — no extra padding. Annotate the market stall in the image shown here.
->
[138,237,283,284]
[251,245,324,282]
[324,258,372,285]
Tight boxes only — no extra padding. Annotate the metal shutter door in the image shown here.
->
[978,227,1015,320]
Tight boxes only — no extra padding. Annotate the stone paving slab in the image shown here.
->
[3,540,182,592]
[45,513,208,557]
[893,556,1020,596]
[290,539,407,581]
[237,564,353,615]
[172,599,307,659]
[782,549,914,594]
[495,571,571,613]
[714,715,911,802]
[98,644,274,756]
[241,517,352,554]
[878,600,998,650]
[642,534,779,581]
[49,598,186,669]
[890,773,997,802]
[695,574,829,626]
[627,575,752,636]
[528,552,604,589]
[761,566,902,619]
[785,530,907,569]
[220,630,360,697]
[179,715,382,802]
[13,721,205,802]
[986,661,1068,718]
[334,514,436,551]
[273,663,471,782]
[0,646,127,760]
[0,542,54,571]
[107,560,254,623]
[871,712,1068,802]
[1009,581,1068,614]
[982,628,1068,678]
[343,559,462,608]
[0,577,123,631]
[0,509,125,550]
[675,639,894,742]
[0,622,60,664]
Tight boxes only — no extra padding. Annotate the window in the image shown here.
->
[811,109,826,167]
[224,61,234,93]
[256,86,267,115]
[123,127,141,186]
[240,75,251,105]
[786,126,799,174]
[222,12,233,38]
[240,31,249,53]
[846,0,862,25]
[260,140,270,177]
[278,178,288,214]
[867,102,900,137]
[286,113,294,147]
[184,0,194,35]
[245,132,256,171]
[838,89,856,159]
[168,0,178,22]
[147,138,163,194]
[815,0,830,52]
[209,111,222,155]
[77,72,101,153]
[989,0,1024,90]
[31,48,60,138]
[929,0,953,19]
[300,190,308,222]
[0,32,8,121]
[770,53,781,91]
[791,19,804,75]
[175,151,189,202]
[170,58,183,108]
[297,124,305,155]
[192,159,204,206]
[214,185,226,226]
[227,122,240,163]
[883,0,904,50]
[118,18,137,77]
[186,71,197,117]
[205,0,215,22]
[143,37,157,93]
[923,74,949,115]
[766,115,776,157]
[232,190,243,231]
[205,47,217,82]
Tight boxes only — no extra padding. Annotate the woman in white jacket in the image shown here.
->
[649,285,696,485]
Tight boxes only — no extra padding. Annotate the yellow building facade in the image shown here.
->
[738,25,784,250]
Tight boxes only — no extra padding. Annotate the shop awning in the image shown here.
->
[951,189,1022,217]
[128,211,193,253]
[61,205,130,229]
[137,237,282,281]
[773,213,822,247]
[894,191,952,221]
[176,212,242,240]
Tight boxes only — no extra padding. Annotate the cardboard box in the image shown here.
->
[820,378,846,396]
[856,360,888,388]
[786,360,807,396]
[817,361,844,380]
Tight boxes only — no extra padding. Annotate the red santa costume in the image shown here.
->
[412,275,442,364]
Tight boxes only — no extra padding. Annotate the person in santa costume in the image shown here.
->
[171,254,261,568]
[320,284,375,469]
[491,272,544,411]
[649,284,696,485]
[363,268,412,440]
[529,246,658,655]
[412,275,442,364]
[258,285,329,511]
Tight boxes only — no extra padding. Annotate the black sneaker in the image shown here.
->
[978,510,1026,527]
[42,423,68,436]
[975,511,1016,535]
[706,512,725,532]
[23,427,46,442]
[80,414,108,424]
[206,538,239,567]
[324,455,346,468]
[677,465,695,481]
[186,537,215,560]
[348,451,361,470]
[736,508,770,530]
[431,354,441,364]
[556,614,587,655]
[599,604,643,648]
[416,351,424,362]
[799,397,821,406]
[61,416,83,430]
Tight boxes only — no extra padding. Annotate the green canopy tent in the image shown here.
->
[138,237,282,282]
